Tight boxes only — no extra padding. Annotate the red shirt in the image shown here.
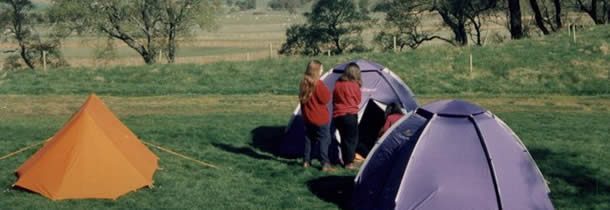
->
[302,80,331,126]
[333,81,362,118]
[379,113,404,137]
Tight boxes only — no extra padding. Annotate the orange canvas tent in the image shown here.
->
[14,94,158,200]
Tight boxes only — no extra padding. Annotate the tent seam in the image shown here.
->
[394,114,436,206]
[85,110,151,183]
[469,115,503,210]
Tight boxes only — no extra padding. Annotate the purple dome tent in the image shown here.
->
[279,60,418,161]
[352,99,554,210]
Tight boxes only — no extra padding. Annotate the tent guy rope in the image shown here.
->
[142,141,219,169]
[0,139,49,161]
[0,139,219,169]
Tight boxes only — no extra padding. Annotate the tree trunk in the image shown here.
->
[508,0,524,39]
[437,11,467,46]
[553,0,562,28]
[141,51,156,64]
[167,24,177,64]
[455,22,468,46]
[592,0,600,23]
[606,1,610,23]
[334,36,343,54]
[529,0,551,34]
[18,43,35,69]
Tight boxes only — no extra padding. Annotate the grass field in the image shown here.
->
[0,26,608,209]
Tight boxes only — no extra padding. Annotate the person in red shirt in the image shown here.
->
[300,60,333,171]
[332,63,362,170]
[379,102,405,138]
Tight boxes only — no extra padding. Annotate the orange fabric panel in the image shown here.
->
[15,94,159,200]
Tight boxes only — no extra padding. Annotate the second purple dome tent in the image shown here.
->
[353,99,554,210]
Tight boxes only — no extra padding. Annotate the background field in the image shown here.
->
[3,0,597,68]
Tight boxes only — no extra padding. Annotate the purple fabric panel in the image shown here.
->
[380,71,418,112]
[377,114,429,210]
[359,72,383,108]
[473,114,554,210]
[364,73,397,105]
[422,100,486,116]
[395,116,497,210]
[352,114,428,210]
[333,59,385,72]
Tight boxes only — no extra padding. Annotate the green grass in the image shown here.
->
[0,95,608,209]
[1,26,608,96]
[0,26,609,209]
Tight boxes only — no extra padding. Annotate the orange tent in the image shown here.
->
[15,94,158,200]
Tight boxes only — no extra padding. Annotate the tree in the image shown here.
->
[529,0,564,35]
[278,24,325,55]
[161,0,220,63]
[574,0,610,24]
[429,0,499,46]
[50,0,219,65]
[359,0,370,13]
[507,0,524,39]
[0,0,35,68]
[375,0,453,51]
[279,0,371,55]
[268,0,308,13]
[0,0,66,69]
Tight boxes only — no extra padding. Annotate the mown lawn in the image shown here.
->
[0,95,608,209]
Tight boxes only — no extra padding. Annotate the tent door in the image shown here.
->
[357,99,387,156]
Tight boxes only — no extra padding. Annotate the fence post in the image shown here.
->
[42,51,47,71]
[469,52,473,76]
[328,50,331,57]
[269,42,273,58]
[393,36,397,53]
[159,50,163,63]
[572,25,577,43]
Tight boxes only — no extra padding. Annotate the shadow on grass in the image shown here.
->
[250,126,286,157]
[306,175,355,210]
[212,143,299,166]
[529,148,609,206]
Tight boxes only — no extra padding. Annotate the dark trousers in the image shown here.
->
[334,114,359,165]
[304,122,331,165]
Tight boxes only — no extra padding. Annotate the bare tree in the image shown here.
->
[51,0,219,65]
[508,0,524,39]
[1,0,35,68]
[530,0,551,34]
[1,0,66,69]
[574,0,609,24]
[429,0,498,46]
[375,0,454,51]
[529,0,564,35]
[162,0,219,63]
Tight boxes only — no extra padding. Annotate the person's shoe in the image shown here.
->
[345,163,358,170]
[321,164,335,172]
[354,153,365,163]
[303,162,311,168]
